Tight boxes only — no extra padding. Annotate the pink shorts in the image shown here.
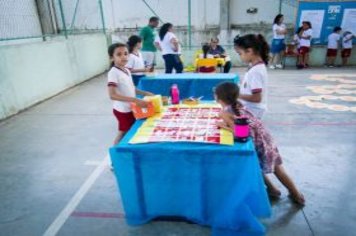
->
[113,109,135,132]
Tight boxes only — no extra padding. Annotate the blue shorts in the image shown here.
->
[270,39,286,54]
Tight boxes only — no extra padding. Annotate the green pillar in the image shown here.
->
[99,0,106,35]
[188,0,192,50]
[58,0,68,39]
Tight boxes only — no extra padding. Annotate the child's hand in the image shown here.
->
[216,121,225,128]
[145,67,151,73]
[136,99,149,108]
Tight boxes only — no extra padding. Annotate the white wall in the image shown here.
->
[230,0,296,25]
[0,34,108,120]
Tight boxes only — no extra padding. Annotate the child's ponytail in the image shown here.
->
[234,34,270,65]
[256,34,270,65]
[127,35,142,54]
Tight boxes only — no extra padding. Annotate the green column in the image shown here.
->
[188,0,192,50]
[58,0,68,39]
[99,0,106,35]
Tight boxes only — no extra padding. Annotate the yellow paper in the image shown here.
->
[144,95,163,113]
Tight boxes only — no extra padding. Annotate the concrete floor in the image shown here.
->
[0,67,355,236]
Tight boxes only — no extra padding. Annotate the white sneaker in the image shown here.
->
[269,65,276,69]
[275,64,283,69]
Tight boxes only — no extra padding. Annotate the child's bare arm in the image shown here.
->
[108,86,148,107]
[239,92,262,103]
[135,88,154,96]
[217,112,235,132]
[129,68,150,73]
[155,42,162,51]
[170,38,179,52]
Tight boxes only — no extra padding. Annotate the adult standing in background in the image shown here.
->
[269,14,287,69]
[158,23,184,74]
[139,16,160,70]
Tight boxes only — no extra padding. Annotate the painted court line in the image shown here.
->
[43,155,108,236]
[84,160,102,166]
[71,211,125,219]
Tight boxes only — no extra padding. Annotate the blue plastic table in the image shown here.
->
[110,119,271,235]
[137,73,239,100]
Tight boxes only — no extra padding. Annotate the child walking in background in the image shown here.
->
[126,35,152,86]
[341,31,354,66]
[233,34,269,119]
[107,43,153,145]
[325,27,342,68]
[214,82,305,206]
[298,21,313,69]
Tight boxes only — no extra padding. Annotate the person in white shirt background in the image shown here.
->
[157,23,184,74]
[233,34,269,120]
[297,21,313,69]
[126,35,152,86]
[270,14,287,69]
[341,31,355,66]
[325,26,342,68]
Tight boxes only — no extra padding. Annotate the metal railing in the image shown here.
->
[0,0,106,43]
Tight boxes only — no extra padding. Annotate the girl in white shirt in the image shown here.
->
[233,34,269,119]
[107,43,153,145]
[341,31,354,66]
[126,35,152,86]
[158,23,184,74]
[270,14,287,69]
[297,21,313,69]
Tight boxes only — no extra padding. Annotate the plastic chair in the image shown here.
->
[282,43,299,68]
[196,58,218,73]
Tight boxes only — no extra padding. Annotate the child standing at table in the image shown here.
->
[126,35,152,86]
[107,43,153,145]
[233,34,269,119]
[325,26,342,68]
[214,82,305,206]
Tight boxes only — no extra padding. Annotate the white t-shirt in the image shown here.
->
[300,29,313,47]
[160,32,180,55]
[273,23,286,39]
[342,34,353,49]
[239,63,268,119]
[126,52,145,76]
[107,66,136,112]
[327,33,340,49]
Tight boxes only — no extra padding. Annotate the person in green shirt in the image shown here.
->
[139,16,160,70]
